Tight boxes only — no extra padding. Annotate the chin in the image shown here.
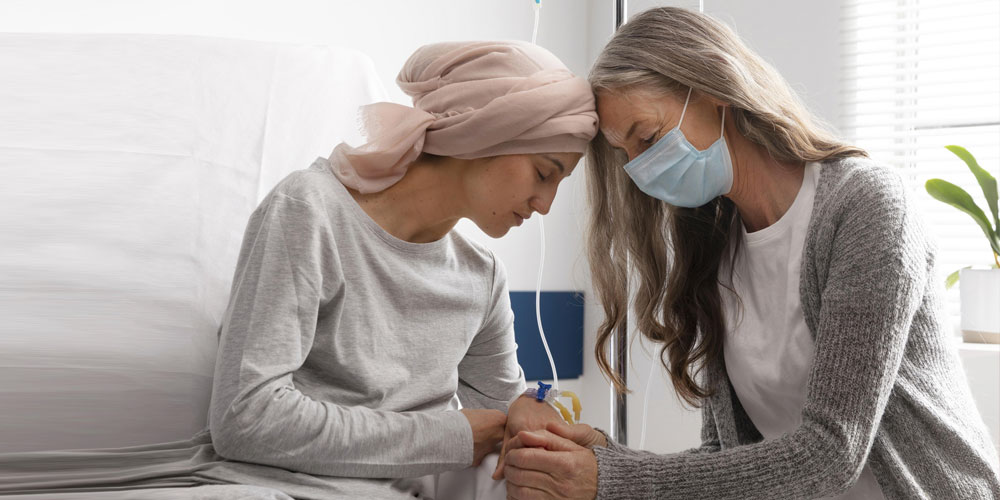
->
[476,221,511,239]
[485,226,511,238]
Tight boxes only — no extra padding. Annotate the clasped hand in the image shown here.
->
[494,395,605,499]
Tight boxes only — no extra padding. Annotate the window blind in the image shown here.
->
[840,0,1000,333]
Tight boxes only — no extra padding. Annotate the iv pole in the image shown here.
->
[609,0,629,446]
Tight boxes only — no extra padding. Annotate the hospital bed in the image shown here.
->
[0,33,385,453]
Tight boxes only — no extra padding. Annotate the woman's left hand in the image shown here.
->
[501,422,598,500]
[493,395,567,480]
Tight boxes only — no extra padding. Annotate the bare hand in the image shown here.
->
[461,408,507,467]
[492,395,565,480]
[543,421,607,449]
[502,423,599,500]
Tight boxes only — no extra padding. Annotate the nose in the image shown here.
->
[530,187,557,216]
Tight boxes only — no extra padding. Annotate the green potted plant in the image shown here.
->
[926,145,999,344]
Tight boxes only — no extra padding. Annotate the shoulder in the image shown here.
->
[265,159,344,208]
[808,155,930,264]
[815,156,910,215]
[448,228,506,286]
[811,155,920,242]
[249,158,354,226]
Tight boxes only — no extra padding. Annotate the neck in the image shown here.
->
[723,120,805,233]
[347,156,467,243]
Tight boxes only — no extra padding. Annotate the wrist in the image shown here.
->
[510,393,560,416]
[507,381,582,425]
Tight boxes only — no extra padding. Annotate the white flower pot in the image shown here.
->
[960,268,1000,344]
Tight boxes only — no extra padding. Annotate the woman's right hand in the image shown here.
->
[460,408,507,466]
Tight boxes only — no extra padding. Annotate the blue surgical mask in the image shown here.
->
[623,88,734,208]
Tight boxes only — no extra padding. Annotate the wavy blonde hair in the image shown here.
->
[587,7,866,405]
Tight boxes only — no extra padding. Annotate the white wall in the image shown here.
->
[0,0,591,107]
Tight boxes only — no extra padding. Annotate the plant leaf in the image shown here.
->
[945,267,969,289]
[946,145,999,232]
[926,179,1000,256]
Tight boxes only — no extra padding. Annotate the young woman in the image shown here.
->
[496,8,1000,500]
[0,41,596,500]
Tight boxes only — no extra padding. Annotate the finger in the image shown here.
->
[516,429,584,452]
[545,421,596,446]
[493,430,512,480]
[506,482,552,500]
[505,447,571,474]
[504,463,558,496]
[505,430,559,455]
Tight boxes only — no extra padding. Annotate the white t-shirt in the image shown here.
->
[721,162,885,500]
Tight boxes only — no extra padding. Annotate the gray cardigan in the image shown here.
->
[594,157,1000,499]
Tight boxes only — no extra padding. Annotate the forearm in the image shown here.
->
[458,376,526,411]
[211,385,473,478]
[594,423,850,500]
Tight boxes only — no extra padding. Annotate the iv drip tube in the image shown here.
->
[536,216,559,389]
[527,0,559,390]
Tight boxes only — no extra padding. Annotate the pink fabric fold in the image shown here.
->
[330,41,598,193]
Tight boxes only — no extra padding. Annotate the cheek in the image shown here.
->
[480,168,533,214]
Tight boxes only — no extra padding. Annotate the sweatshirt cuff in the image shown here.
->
[593,427,636,455]
[594,445,652,499]
[444,409,475,468]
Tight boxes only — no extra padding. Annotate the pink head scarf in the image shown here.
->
[330,41,599,193]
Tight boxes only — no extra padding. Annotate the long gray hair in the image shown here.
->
[587,7,866,405]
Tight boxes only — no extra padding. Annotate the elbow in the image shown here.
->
[209,404,251,462]
[821,459,867,497]
[210,427,240,461]
[813,442,872,497]
[799,424,872,497]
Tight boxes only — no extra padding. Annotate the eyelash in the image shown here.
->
[640,135,655,146]
[537,169,547,181]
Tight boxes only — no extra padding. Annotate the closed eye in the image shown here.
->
[537,169,547,181]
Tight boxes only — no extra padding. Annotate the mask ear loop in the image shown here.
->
[677,87,693,128]
[719,105,726,139]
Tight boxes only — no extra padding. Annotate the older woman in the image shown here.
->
[497,8,1000,500]
[0,41,596,500]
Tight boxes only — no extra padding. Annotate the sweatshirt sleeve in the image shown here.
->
[209,192,473,479]
[456,254,527,411]
[593,167,925,499]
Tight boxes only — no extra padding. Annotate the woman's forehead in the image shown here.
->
[597,89,686,134]
[597,92,662,143]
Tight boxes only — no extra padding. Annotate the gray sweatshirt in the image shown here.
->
[208,157,526,479]
[594,157,1000,499]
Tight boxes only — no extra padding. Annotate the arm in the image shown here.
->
[593,169,925,499]
[209,192,473,478]
[455,255,527,411]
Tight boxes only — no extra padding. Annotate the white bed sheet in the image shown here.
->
[0,33,385,452]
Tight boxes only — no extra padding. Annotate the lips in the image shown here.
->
[514,212,527,226]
